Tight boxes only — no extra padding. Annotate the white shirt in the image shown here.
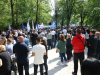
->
[85,32,89,39]
[32,44,46,64]
[63,29,67,36]
[50,31,55,35]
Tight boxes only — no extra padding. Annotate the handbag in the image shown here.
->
[11,59,17,71]
[7,52,17,71]
[56,49,60,53]
[77,36,85,49]
[56,41,60,53]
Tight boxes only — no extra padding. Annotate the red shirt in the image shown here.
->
[72,34,85,53]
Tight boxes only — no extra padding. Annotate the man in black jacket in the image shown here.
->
[95,32,100,60]
[87,30,98,58]
[30,30,38,46]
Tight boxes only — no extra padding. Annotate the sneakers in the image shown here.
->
[60,63,64,65]
[60,63,68,66]
[65,63,68,66]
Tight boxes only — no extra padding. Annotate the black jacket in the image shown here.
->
[87,35,98,52]
[96,37,100,54]
[66,38,73,49]
[0,51,11,72]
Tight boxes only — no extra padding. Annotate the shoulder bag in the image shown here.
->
[77,36,85,49]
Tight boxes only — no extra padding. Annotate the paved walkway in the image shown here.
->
[12,47,88,75]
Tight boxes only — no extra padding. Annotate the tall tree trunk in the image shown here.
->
[35,0,38,29]
[16,10,18,27]
[67,15,70,27]
[10,0,14,28]
[61,17,64,26]
[55,10,57,27]
[80,13,83,26]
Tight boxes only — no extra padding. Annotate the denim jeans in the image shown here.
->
[60,53,67,62]
[52,35,55,48]
[17,62,29,75]
[47,39,53,50]
[34,64,44,75]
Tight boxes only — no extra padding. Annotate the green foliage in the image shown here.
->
[0,0,51,29]
[56,0,100,28]
[88,7,100,28]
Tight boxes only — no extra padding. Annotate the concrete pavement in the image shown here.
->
[12,47,88,75]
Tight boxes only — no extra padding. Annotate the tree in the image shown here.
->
[56,0,77,27]
[88,7,100,28]
[0,0,51,29]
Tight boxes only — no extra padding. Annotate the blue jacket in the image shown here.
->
[24,37,29,48]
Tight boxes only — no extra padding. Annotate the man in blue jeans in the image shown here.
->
[32,37,46,75]
[13,36,30,75]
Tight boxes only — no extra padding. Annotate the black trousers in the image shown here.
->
[17,62,29,75]
[34,64,44,75]
[74,52,84,73]
[44,58,48,75]
[66,47,72,60]
[0,70,11,75]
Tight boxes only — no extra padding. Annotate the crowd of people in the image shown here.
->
[0,26,100,75]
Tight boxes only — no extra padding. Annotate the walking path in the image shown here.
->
[12,47,88,75]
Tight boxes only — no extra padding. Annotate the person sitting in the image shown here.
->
[81,58,100,75]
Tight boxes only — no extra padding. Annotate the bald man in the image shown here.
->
[13,36,30,75]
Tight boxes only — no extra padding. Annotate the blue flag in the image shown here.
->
[27,20,30,32]
[59,22,61,26]
[22,23,24,29]
[51,20,56,29]
[37,22,38,30]
[8,24,11,30]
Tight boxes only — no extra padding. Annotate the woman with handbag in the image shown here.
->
[0,45,11,75]
[66,34,72,62]
[56,34,68,66]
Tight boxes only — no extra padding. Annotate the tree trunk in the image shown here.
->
[80,13,83,26]
[10,0,14,28]
[55,10,57,27]
[35,0,38,29]
[67,15,70,27]
[61,18,64,26]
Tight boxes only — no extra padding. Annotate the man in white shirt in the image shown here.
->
[50,29,56,48]
[63,28,67,38]
[32,37,46,75]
